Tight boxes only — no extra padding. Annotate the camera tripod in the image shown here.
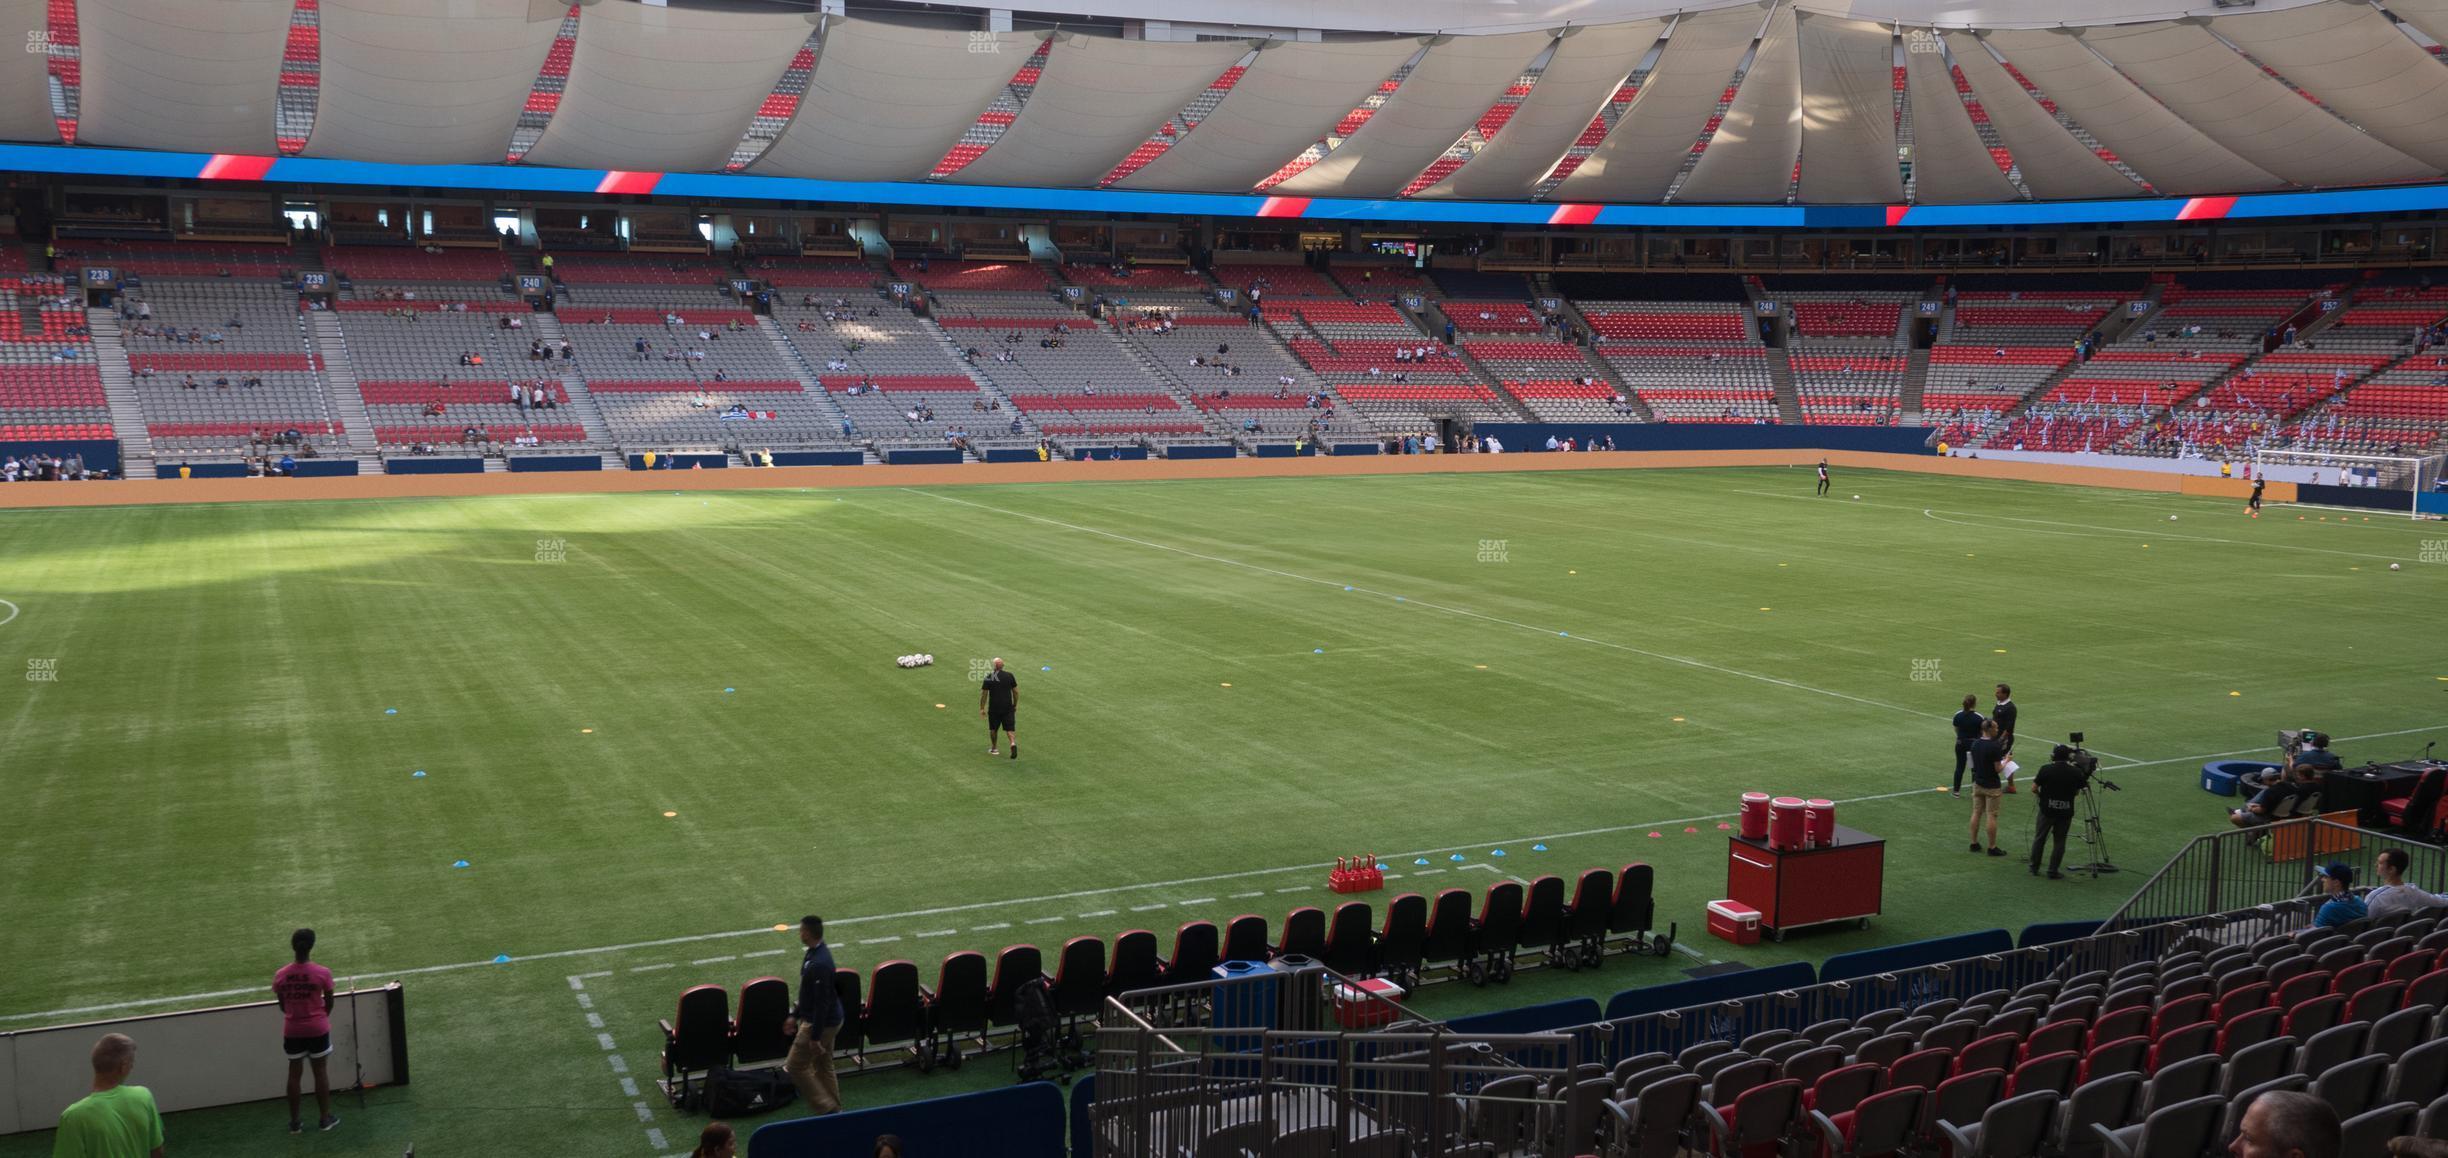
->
[2070,784,2119,878]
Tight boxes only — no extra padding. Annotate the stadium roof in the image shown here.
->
[19,0,2448,207]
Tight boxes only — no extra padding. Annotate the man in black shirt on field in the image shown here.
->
[1967,720,2008,856]
[2030,746,2088,879]
[980,656,1019,759]
[783,915,842,1114]
[1951,694,1985,797]
[2248,474,2266,517]
[1992,684,2019,758]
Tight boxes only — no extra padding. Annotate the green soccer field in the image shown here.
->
[4,465,2445,1156]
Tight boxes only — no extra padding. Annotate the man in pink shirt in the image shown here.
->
[271,928,338,1134]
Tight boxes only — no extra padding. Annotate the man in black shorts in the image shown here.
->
[2248,473,2266,518]
[1815,459,1831,496]
[1992,683,2018,759]
[1950,694,1984,797]
[980,657,1018,759]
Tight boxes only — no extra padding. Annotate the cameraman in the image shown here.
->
[2030,745,2087,879]
[2291,732,2342,776]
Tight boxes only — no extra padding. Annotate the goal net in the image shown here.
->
[2251,448,2448,519]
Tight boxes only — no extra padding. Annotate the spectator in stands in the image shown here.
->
[688,1122,736,1158]
[2312,863,2366,929]
[273,928,338,1134]
[2365,849,2448,922]
[54,1033,164,1158]
[2232,1090,2337,1158]
[785,915,844,1115]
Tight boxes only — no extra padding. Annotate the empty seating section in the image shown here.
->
[1785,293,1908,339]
[2144,283,2323,349]
[360,380,581,448]
[323,246,509,287]
[1499,378,1628,422]
[2285,350,2448,454]
[586,381,845,450]
[940,304,1204,443]
[1791,349,1903,425]
[1945,293,2116,344]
[559,315,793,382]
[1446,301,1546,334]
[2327,286,2448,339]
[0,289,104,440]
[751,258,877,289]
[1583,302,1750,343]
[61,241,290,279]
[777,297,988,449]
[549,254,731,287]
[1111,308,1351,439]
[1331,264,1433,295]
[1595,346,1772,423]
[1215,262,1346,299]
[124,280,346,454]
[891,260,1051,294]
[1924,346,2073,439]
[1060,264,1211,292]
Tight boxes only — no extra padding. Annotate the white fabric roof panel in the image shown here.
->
[520,1,811,173]
[303,0,564,164]
[74,0,290,154]
[1901,31,2018,203]
[1271,30,1551,199]
[2383,0,2448,60]
[1413,20,1662,201]
[1942,31,2137,201]
[1793,14,1900,205]
[1981,28,2281,196]
[0,0,56,143]
[2199,2,2448,174]
[953,35,1249,188]
[2074,21,2432,189]
[750,20,1029,183]
[1549,6,1765,204]
[1675,5,1801,203]
[1116,37,1424,192]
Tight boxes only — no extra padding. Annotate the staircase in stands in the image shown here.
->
[1901,346,1931,423]
[84,308,155,476]
[524,312,624,470]
[304,310,382,472]
[1766,349,1801,424]
[749,314,876,464]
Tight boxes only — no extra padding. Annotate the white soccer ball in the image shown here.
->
[921,654,933,665]
[2169,514,2179,521]
[1851,494,1861,500]
[2391,563,2402,571]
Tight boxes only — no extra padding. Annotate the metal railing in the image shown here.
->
[1093,961,1578,1158]
[2100,817,2448,933]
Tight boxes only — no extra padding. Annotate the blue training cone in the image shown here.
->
[1415,858,1430,866]
[1343,586,1353,592]
[1492,849,1507,857]
[384,708,397,715]
[1531,843,1547,852]
[1450,853,1466,862]
[412,770,426,778]
[493,954,511,964]
[1042,666,1050,671]
[452,859,470,868]
[1313,648,1324,654]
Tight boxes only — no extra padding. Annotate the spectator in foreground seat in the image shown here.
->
[689,1122,735,1158]
[784,915,843,1115]
[52,1033,164,1158]
[2312,862,2365,929]
[2230,1089,2337,1158]
[2366,848,2448,922]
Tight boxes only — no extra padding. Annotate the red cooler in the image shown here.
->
[1739,792,1772,841]
[1768,797,1807,850]
[1706,899,1763,945]
[1804,799,1836,848]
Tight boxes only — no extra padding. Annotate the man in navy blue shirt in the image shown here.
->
[783,915,843,1114]
[2312,863,2367,929]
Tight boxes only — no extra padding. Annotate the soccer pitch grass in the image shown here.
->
[3,465,2445,1155]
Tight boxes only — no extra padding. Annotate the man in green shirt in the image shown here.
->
[52,1033,164,1158]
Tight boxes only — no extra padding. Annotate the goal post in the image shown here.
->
[2251,448,2447,519]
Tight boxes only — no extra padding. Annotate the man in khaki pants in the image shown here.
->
[783,915,843,1114]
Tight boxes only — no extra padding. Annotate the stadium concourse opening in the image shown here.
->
[10,0,2448,1150]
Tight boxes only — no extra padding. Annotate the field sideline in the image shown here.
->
[2,464,2443,1156]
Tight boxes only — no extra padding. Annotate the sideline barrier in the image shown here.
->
[0,438,119,477]
[627,452,728,471]
[1443,997,1603,1038]
[384,457,481,475]
[1818,929,2015,986]
[983,448,1045,463]
[162,462,251,478]
[750,1079,1066,1158]
[1164,443,1234,460]
[768,450,862,467]
[883,448,962,465]
[1,985,407,1135]
[507,455,602,472]
[289,459,357,477]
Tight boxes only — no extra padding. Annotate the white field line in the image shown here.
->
[12,727,2444,1026]
[0,598,17,627]
[900,488,1950,725]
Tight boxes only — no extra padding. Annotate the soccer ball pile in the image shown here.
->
[896,653,935,669]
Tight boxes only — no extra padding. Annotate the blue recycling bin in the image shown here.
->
[1210,960,1279,1031]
